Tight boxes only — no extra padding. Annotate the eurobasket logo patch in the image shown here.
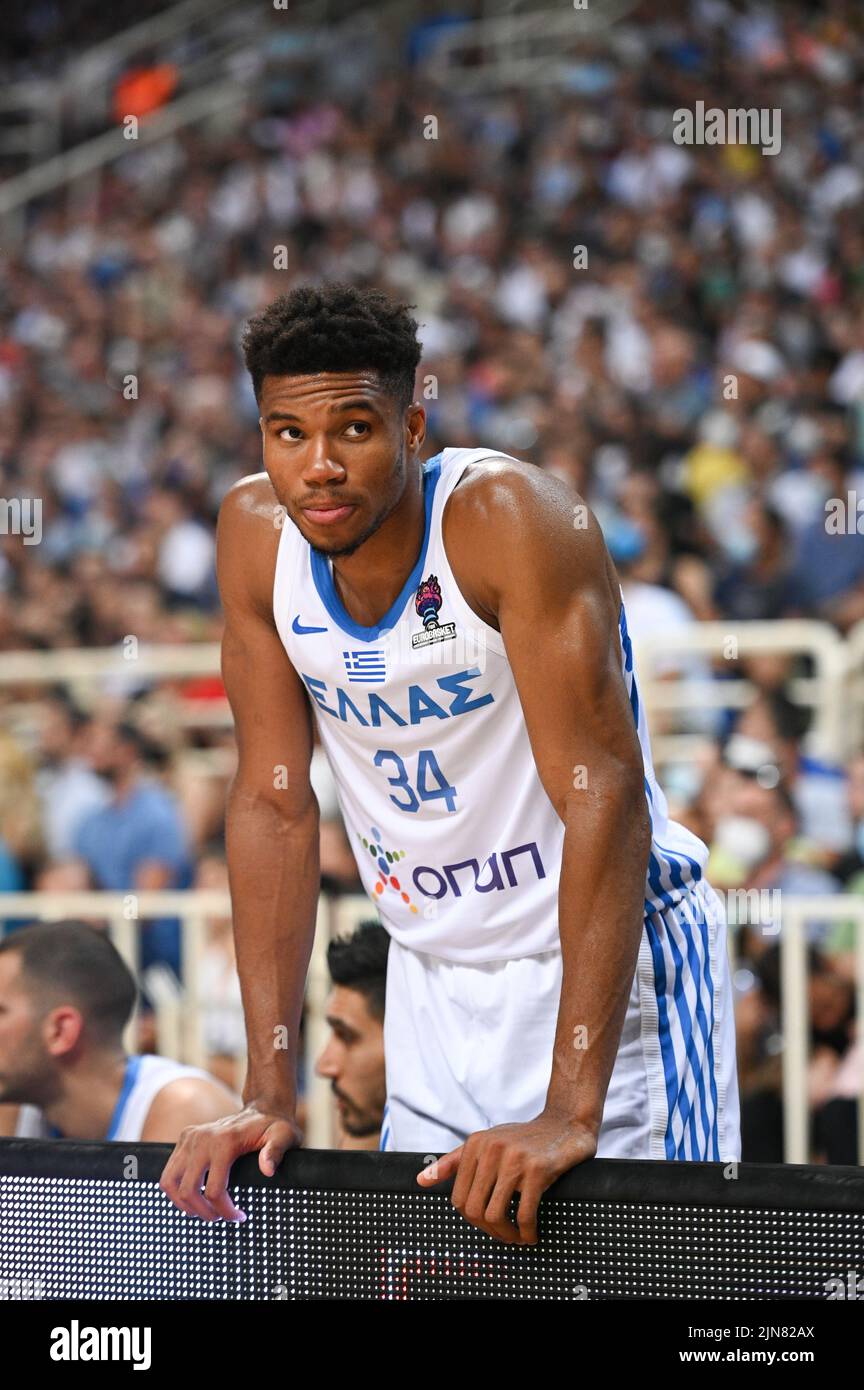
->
[412,573,456,650]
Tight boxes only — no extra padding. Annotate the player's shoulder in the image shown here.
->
[449,450,548,506]
[445,451,606,572]
[218,471,281,532]
[216,472,283,611]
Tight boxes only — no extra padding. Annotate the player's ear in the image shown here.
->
[405,402,426,453]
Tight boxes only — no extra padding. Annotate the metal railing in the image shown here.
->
[632,618,851,764]
[421,0,638,92]
[0,643,221,685]
[0,82,250,238]
[1,619,861,765]
[0,0,408,237]
[0,0,258,178]
[1,889,862,1161]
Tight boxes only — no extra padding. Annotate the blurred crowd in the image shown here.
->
[1,0,863,1157]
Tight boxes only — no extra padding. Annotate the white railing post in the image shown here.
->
[107,910,139,1057]
[181,912,208,1070]
[143,965,184,1061]
[780,900,810,1165]
[848,619,864,754]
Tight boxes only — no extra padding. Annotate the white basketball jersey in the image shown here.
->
[273,446,709,963]
[14,1054,215,1141]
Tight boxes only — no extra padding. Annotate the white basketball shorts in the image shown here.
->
[379,878,741,1162]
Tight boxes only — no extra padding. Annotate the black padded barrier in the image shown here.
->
[1,1140,863,1300]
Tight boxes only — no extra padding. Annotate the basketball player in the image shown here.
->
[160,284,740,1243]
[0,921,240,1142]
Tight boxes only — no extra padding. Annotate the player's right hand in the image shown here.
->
[159,1103,302,1221]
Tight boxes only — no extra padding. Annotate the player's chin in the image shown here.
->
[301,515,364,553]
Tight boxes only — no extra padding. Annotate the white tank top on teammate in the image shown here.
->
[273,446,710,964]
[14,1054,214,1141]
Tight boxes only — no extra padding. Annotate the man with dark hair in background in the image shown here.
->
[316,919,389,1150]
[0,921,239,1142]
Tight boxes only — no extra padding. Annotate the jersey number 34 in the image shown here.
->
[373,748,458,813]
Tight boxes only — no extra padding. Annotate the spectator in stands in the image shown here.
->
[737,944,856,1164]
[603,507,719,751]
[785,451,864,633]
[0,920,239,1142]
[71,720,193,979]
[711,500,793,622]
[111,48,179,126]
[732,694,853,864]
[316,921,389,1151]
[834,751,864,887]
[0,728,41,878]
[707,748,842,956]
[33,689,109,861]
[145,483,217,612]
[813,1036,862,1165]
[0,730,43,897]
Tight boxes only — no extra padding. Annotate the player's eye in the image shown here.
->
[279,426,303,441]
[345,421,371,437]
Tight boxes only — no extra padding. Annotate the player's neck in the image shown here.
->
[329,462,426,627]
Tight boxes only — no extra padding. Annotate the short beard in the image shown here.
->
[341,1111,385,1139]
[0,1064,58,1109]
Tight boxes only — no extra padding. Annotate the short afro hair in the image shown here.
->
[242,283,422,413]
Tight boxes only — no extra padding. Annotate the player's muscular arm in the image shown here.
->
[160,476,320,1221]
[219,477,320,1115]
[453,462,650,1126]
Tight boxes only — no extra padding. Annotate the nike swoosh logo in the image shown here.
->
[292,616,328,635]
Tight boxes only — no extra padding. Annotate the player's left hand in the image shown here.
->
[416,1111,597,1244]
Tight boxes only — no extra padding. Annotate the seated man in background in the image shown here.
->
[0,920,239,1143]
[316,921,389,1151]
